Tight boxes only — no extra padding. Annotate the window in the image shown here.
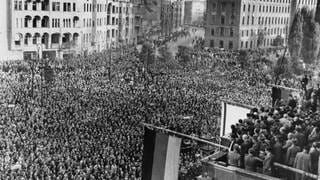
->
[211,29,214,36]
[242,16,245,25]
[221,15,225,25]
[245,41,248,48]
[24,0,28,10]
[210,40,214,47]
[52,34,59,43]
[33,36,37,44]
[229,41,233,49]
[220,27,224,36]
[252,16,254,25]
[219,41,224,48]
[212,3,217,12]
[230,15,235,25]
[63,3,71,12]
[73,3,76,11]
[32,1,37,10]
[241,41,243,48]
[221,2,226,12]
[14,0,18,10]
[230,28,234,37]
[52,2,60,11]
[18,1,22,10]
[243,4,246,11]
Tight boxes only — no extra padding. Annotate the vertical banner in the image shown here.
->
[142,128,182,180]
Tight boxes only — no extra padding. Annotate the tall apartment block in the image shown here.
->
[0,0,135,60]
[205,0,318,50]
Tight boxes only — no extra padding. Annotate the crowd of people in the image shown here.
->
[0,36,281,179]
[227,82,320,179]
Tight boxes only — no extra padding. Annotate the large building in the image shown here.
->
[131,0,185,38]
[0,0,136,60]
[205,0,318,50]
[160,0,185,36]
[184,0,206,25]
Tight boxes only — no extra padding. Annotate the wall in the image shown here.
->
[202,161,283,180]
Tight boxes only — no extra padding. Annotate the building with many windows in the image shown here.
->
[184,0,206,25]
[1,0,136,60]
[160,0,185,36]
[205,0,318,50]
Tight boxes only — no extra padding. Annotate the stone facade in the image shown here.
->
[205,0,318,50]
[1,0,135,60]
[184,0,206,25]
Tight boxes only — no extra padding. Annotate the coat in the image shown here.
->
[228,151,240,167]
[286,145,301,166]
[309,148,319,174]
[263,153,274,176]
[245,154,260,172]
[294,152,311,180]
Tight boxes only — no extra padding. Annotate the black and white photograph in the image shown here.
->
[0,0,320,179]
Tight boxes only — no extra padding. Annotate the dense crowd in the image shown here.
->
[227,84,320,179]
[0,41,275,179]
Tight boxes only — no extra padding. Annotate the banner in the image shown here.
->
[142,128,182,180]
[220,101,252,137]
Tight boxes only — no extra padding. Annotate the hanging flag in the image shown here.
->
[142,128,182,180]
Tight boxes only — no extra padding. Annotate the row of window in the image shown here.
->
[14,31,118,47]
[14,1,76,12]
[83,30,118,44]
[84,3,130,14]
[16,16,131,29]
[240,38,278,49]
[242,16,289,26]
[297,0,318,5]
[211,28,234,37]
[252,0,290,3]
[211,39,269,50]
[209,40,234,50]
[243,4,290,13]
[241,27,287,37]
[14,1,131,13]
[83,17,119,27]
[15,0,50,11]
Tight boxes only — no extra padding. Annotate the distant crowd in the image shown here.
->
[0,35,297,179]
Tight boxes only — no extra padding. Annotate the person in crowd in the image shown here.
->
[228,144,241,167]
[263,147,274,176]
[308,127,320,144]
[245,148,262,172]
[286,139,301,167]
[240,135,253,168]
[309,142,319,175]
[294,146,311,180]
